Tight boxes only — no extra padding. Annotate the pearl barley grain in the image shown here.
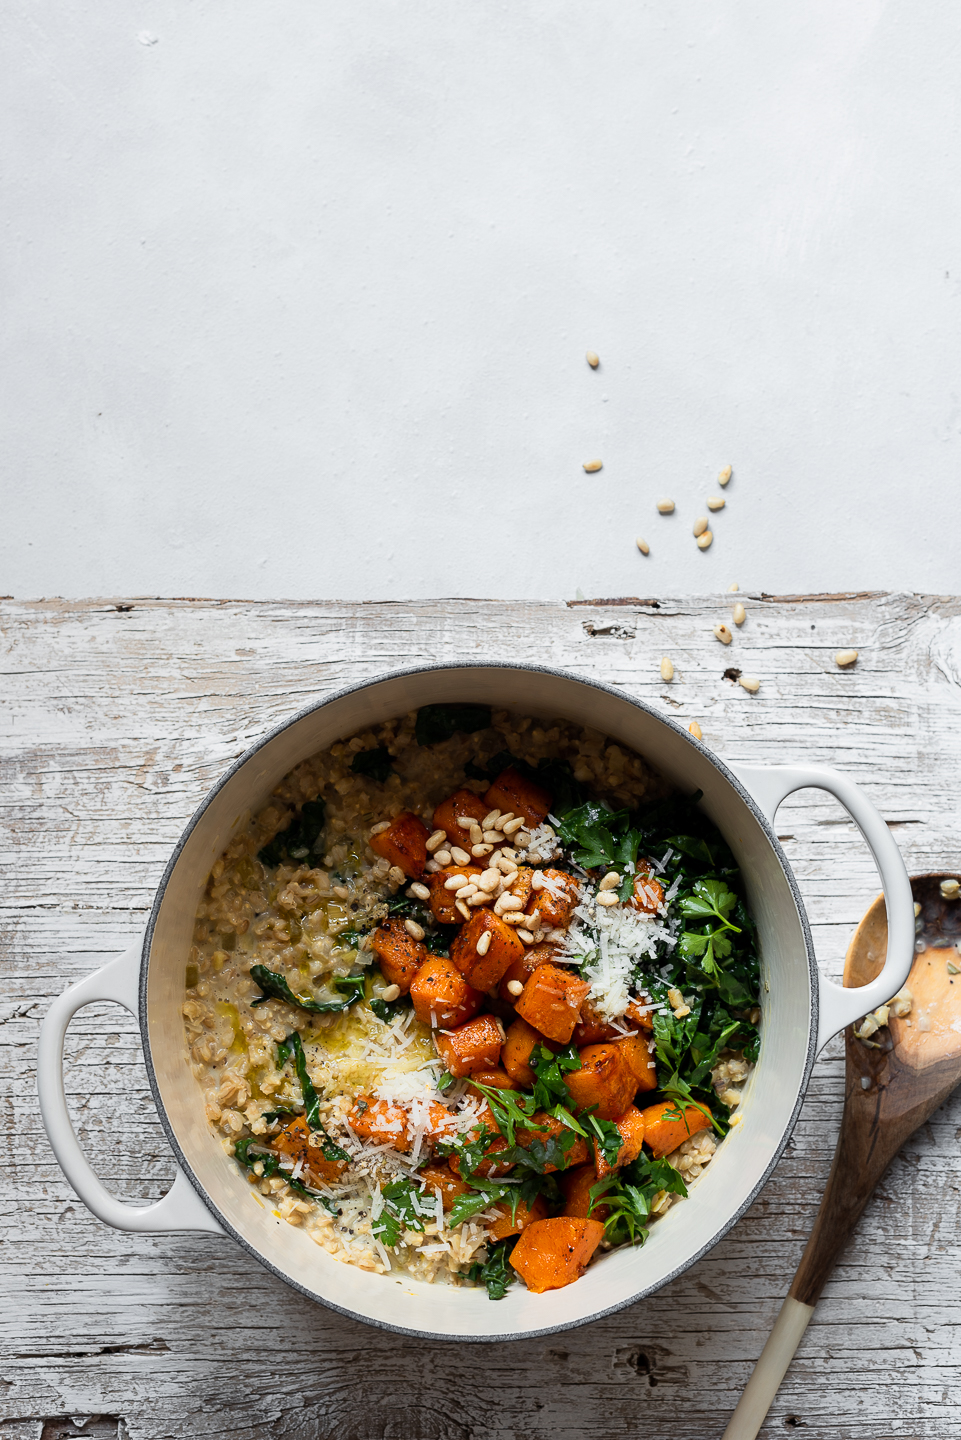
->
[636,537,650,555]
[660,656,675,682]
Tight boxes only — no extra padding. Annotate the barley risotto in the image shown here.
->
[183,705,761,1297]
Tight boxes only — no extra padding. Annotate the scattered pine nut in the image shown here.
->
[940,878,960,900]
[471,843,494,857]
[502,816,526,836]
[455,900,471,922]
[696,530,713,550]
[689,720,703,740]
[718,465,733,486]
[381,984,401,1003]
[728,581,739,592]
[586,350,600,368]
[409,882,431,901]
[426,828,447,853]
[835,649,858,668]
[518,930,535,945]
[732,602,746,626]
[507,978,524,996]
[404,919,426,941]
[482,810,501,829]
[596,891,619,907]
[636,537,650,555]
[583,459,603,473]
[598,871,621,891]
[739,675,761,693]
[656,499,675,514]
[370,820,391,836]
[707,496,726,512]
[456,816,474,830]
[693,516,709,537]
[660,656,675,682]
[475,931,493,955]
[434,849,452,866]
[713,624,733,645]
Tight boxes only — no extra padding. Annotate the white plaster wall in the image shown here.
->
[3,2,959,601]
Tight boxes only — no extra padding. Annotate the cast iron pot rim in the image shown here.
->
[140,659,819,1343]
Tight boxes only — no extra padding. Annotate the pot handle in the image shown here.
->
[728,764,914,1053]
[38,939,224,1234]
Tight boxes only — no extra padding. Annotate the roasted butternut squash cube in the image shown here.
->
[347,1097,410,1150]
[427,865,482,924]
[483,766,552,828]
[488,1192,548,1240]
[410,955,483,1029]
[432,788,490,843]
[560,1164,607,1220]
[565,1042,638,1120]
[509,1216,605,1293]
[434,1015,504,1078]
[630,865,665,915]
[614,1033,657,1093]
[498,942,556,1002]
[419,1163,471,1211]
[594,1104,646,1178]
[572,996,627,1047]
[369,916,428,995]
[467,1067,518,1095]
[518,1112,589,1172]
[514,962,590,1044]
[269,1113,346,1185]
[640,1099,713,1159]
[450,909,526,991]
[625,996,655,1031]
[526,868,580,931]
[369,811,430,878]
[501,1016,543,1088]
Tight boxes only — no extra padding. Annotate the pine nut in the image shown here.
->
[657,499,675,514]
[497,894,524,912]
[500,847,519,863]
[739,675,761,693]
[598,872,621,891]
[714,624,732,645]
[409,882,431,901]
[482,810,501,829]
[636,537,650,555]
[583,459,603,473]
[732,603,746,626]
[693,516,708,537]
[507,978,524,996]
[455,900,471,922]
[940,878,960,900]
[450,846,470,865]
[471,843,493,858]
[456,817,474,830]
[696,530,713,549]
[586,350,600,368]
[482,830,501,844]
[434,849,452,866]
[728,581,739,592]
[404,919,425,941]
[426,829,447,853]
[660,656,674,682]
[370,821,391,836]
[479,870,500,892]
[502,912,525,926]
[718,465,732,486]
[707,496,725,512]
[502,817,526,836]
[515,830,531,847]
[518,930,535,945]
[689,721,703,740]
[835,649,858,668]
[465,823,480,843]
[455,884,477,899]
[476,931,492,956]
[468,892,491,906]
[444,875,466,890]
[597,891,619,907]
[425,859,441,874]
[381,984,401,1002]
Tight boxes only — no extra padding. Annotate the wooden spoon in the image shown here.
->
[722,873,961,1439]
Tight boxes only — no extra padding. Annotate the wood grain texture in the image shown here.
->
[3,593,961,1440]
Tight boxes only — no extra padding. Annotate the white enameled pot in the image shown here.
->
[37,665,914,1342]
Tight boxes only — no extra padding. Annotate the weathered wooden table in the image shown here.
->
[4,594,960,1440]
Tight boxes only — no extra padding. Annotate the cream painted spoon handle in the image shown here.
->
[720,1298,814,1440]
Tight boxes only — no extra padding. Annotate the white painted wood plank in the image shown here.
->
[2,594,960,1438]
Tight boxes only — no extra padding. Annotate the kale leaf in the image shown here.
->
[369,992,411,1024]
[232,1134,338,1213]
[250,966,366,1015]
[415,704,492,747]
[350,747,394,783]
[275,1031,350,1163]
[555,800,642,875]
[467,1236,518,1300]
[257,799,327,869]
